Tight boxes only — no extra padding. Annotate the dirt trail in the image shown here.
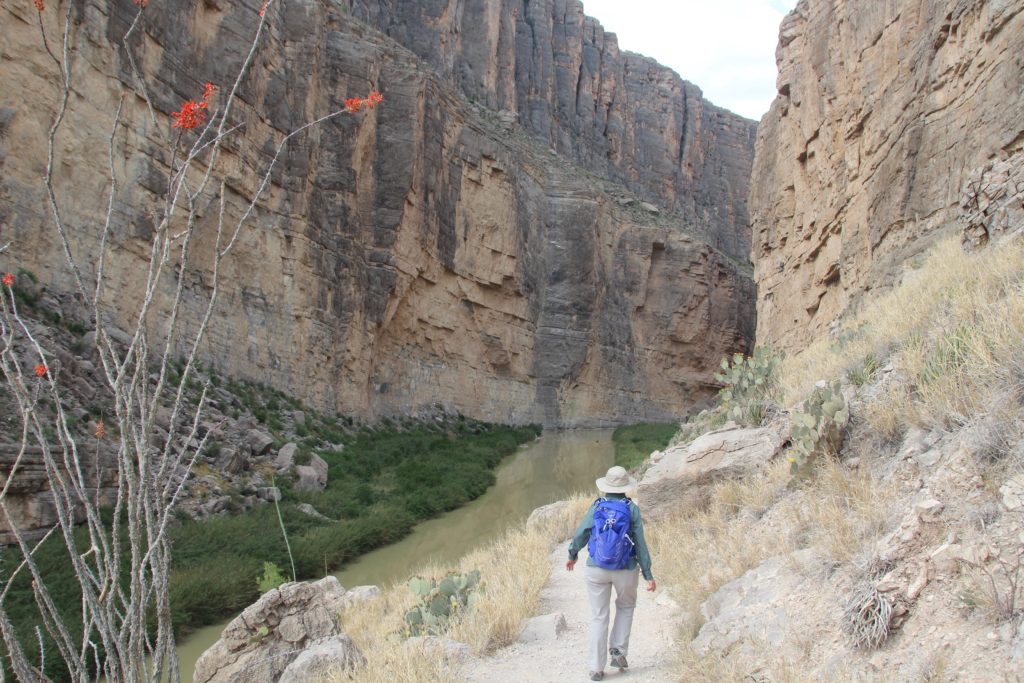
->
[464,547,681,682]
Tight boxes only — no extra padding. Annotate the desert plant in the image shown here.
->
[256,562,289,594]
[847,352,882,386]
[715,347,781,426]
[961,550,1024,625]
[403,570,483,637]
[842,583,894,649]
[788,380,849,476]
[0,1,382,680]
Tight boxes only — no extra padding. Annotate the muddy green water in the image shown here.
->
[174,428,614,681]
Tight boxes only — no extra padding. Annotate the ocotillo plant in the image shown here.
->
[0,1,382,680]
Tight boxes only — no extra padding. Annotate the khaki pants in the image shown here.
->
[583,564,639,673]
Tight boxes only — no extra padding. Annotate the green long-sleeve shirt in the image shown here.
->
[567,493,654,581]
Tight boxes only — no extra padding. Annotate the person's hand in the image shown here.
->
[566,559,576,571]
[646,579,656,592]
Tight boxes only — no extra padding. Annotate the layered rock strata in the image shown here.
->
[0,0,754,427]
[0,444,118,545]
[750,0,1024,351]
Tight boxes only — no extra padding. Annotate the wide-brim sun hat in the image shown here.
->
[596,465,636,493]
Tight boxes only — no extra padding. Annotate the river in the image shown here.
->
[174,428,615,680]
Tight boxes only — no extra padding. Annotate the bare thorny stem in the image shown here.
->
[0,0,373,680]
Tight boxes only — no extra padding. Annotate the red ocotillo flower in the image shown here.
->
[259,0,270,17]
[33,0,44,11]
[344,91,384,113]
[171,82,216,130]
[95,418,106,439]
[35,364,48,378]
[1,273,13,287]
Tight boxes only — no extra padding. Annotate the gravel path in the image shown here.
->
[464,547,681,682]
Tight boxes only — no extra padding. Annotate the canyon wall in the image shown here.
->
[0,0,755,427]
[344,0,756,261]
[750,0,1024,351]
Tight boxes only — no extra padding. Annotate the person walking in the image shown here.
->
[566,465,656,681]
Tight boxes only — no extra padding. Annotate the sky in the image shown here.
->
[579,0,797,120]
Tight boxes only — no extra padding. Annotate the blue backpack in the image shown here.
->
[587,498,635,570]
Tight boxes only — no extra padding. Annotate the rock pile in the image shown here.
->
[194,577,378,683]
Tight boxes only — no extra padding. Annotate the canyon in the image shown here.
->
[0,0,756,428]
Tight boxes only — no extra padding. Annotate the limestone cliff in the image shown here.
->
[0,0,755,427]
[342,0,757,261]
[750,0,1024,351]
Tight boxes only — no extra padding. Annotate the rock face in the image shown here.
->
[693,549,821,657]
[0,444,118,545]
[0,0,755,428]
[345,0,757,261]
[193,577,376,683]
[636,419,790,515]
[750,0,1024,352]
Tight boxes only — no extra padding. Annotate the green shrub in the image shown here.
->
[715,347,781,426]
[404,570,483,636]
[788,380,849,476]
[847,352,882,386]
[256,561,289,593]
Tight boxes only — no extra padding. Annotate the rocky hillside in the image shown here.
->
[0,0,756,427]
[750,0,1024,351]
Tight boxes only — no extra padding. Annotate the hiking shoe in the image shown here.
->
[589,672,604,681]
[609,648,628,670]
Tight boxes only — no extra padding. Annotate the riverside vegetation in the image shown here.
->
[0,352,539,680]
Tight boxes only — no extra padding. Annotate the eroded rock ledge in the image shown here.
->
[750,0,1024,352]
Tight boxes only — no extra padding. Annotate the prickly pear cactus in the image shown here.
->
[788,380,850,476]
[403,570,483,637]
[715,347,781,426]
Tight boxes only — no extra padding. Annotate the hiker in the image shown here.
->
[566,465,655,681]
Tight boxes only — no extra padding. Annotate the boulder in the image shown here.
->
[693,549,819,656]
[296,502,333,522]
[636,419,789,514]
[309,453,328,478]
[295,466,325,492]
[215,446,246,475]
[194,577,375,683]
[1000,475,1024,511]
[278,635,364,682]
[294,454,329,491]
[256,486,281,502]
[526,500,571,527]
[245,429,275,456]
[275,442,298,471]
[343,585,381,604]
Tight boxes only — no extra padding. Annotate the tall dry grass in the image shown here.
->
[778,237,1024,444]
[330,495,592,682]
[649,456,895,638]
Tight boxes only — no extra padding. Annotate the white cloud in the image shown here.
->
[579,0,796,120]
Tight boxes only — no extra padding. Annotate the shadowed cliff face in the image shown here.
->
[0,0,755,427]
[343,0,758,261]
[750,0,1024,352]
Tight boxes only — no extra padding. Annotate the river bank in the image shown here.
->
[177,428,618,680]
[0,414,539,682]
